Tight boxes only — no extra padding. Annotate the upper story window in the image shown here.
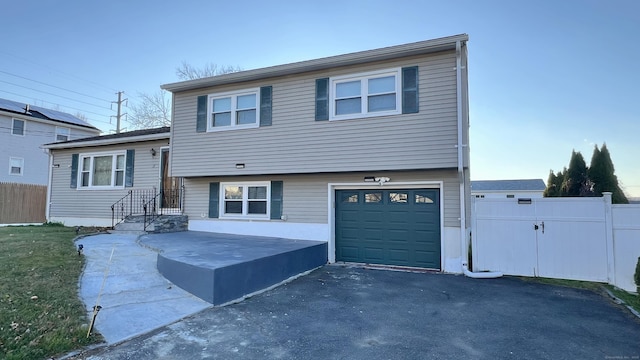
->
[208,88,260,132]
[9,157,23,176]
[329,68,401,121]
[56,127,70,142]
[220,182,270,219]
[12,119,25,136]
[79,151,126,189]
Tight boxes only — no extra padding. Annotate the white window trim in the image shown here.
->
[329,68,402,121]
[207,88,260,132]
[11,118,25,136]
[9,157,24,176]
[77,150,127,190]
[55,126,70,142]
[219,181,271,220]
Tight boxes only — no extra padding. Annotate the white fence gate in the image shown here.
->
[472,194,640,292]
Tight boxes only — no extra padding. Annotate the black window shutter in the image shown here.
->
[209,182,220,218]
[70,153,78,188]
[196,95,207,132]
[260,86,272,126]
[315,78,329,121]
[402,66,419,114]
[270,181,283,220]
[125,149,135,187]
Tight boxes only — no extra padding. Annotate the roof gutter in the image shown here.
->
[42,132,169,150]
[161,34,468,93]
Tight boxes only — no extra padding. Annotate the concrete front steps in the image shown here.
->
[111,215,188,234]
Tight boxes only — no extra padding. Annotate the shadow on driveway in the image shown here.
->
[70,265,640,360]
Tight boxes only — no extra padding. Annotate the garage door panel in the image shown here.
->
[414,250,439,268]
[364,247,384,262]
[388,249,409,262]
[338,246,360,261]
[336,188,441,269]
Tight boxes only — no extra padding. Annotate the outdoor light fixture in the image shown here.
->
[235,163,245,169]
[150,148,157,157]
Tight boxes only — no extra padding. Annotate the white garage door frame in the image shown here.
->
[328,181,444,266]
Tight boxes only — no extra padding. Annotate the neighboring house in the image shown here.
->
[42,127,172,226]
[471,179,546,199]
[0,98,100,185]
[44,34,471,273]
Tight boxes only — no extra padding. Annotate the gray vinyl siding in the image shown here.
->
[183,169,461,227]
[0,114,98,185]
[170,51,459,178]
[49,139,169,219]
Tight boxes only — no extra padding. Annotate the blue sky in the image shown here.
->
[2,0,639,196]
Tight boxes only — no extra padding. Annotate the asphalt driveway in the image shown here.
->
[70,265,640,360]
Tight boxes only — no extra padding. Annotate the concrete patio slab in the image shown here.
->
[76,233,210,344]
[138,231,327,305]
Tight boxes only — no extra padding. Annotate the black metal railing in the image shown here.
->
[110,188,158,228]
[143,186,184,230]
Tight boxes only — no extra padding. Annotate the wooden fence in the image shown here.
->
[0,182,47,224]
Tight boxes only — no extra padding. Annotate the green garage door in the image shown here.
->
[335,188,441,269]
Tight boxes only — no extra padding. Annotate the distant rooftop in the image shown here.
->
[471,179,546,192]
[0,97,99,130]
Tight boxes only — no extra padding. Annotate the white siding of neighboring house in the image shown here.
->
[48,138,170,226]
[0,113,99,185]
[170,51,460,178]
[472,190,545,199]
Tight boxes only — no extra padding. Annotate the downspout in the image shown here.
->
[45,149,53,223]
[455,40,502,279]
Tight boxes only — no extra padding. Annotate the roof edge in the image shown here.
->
[43,132,169,150]
[161,34,468,93]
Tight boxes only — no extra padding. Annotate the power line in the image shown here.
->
[0,89,114,124]
[0,50,118,95]
[0,70,112,103]
[0,79,114,110]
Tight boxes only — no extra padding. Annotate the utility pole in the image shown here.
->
[112,91,127,134]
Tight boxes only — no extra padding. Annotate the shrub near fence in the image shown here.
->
[0,182,46,224]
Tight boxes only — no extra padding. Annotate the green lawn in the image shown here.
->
[0,224,101,360]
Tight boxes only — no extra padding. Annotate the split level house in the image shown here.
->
[0,98,100,185]
[44,34,472,273]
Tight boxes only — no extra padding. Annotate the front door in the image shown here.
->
[160,148,181,209]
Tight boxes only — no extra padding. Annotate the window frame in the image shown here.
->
[55,126,70,142]
[329,68,402,121]
[207,88,260,132]
[9,157,24,176]
[77,151,127,190]
[219,181,271,220]
[11,119,25,136]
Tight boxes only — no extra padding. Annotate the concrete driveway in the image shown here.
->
[69,265,639,360]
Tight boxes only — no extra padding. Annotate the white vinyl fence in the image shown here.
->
[472,193,640,292]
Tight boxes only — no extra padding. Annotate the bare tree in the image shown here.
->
[175,61,242,80]
[73,112,89,122]
[127,62,241,129]
[127,90,172,129]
